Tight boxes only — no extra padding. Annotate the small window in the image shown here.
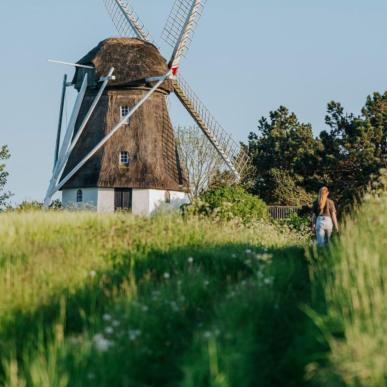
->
[120,106,130,120]
[76,189,83,203]
[120,151,129,165]
[165,191,171,204]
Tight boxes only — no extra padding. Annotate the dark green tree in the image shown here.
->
[246,106,321,205]
[319,92,387,208]
[0,145,11,209]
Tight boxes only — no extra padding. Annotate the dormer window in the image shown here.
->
[76,189,83,203]
[120,151,129,166]
[120,106,130,120]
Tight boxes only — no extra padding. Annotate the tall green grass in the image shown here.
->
[308,190,387,386]
[0,194,385,386]
[0,212,307,386]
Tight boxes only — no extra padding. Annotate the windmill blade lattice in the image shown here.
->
[162,0,206,68]
[104,0,151,41]
[173,76,250,180]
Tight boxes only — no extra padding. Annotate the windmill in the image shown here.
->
[44,0,249,214]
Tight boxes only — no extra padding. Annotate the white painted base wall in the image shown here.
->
[62,188,115,212]
[97,189,115,212]
[62,188,189,215]
[62,188,98,211]
[132,189,188,216]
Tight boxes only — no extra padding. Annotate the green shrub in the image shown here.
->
[186,186,268,223]
[276,213,312,239]
[6,199,63,212]
[14,200,43,211]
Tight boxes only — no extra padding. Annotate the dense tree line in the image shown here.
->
[245,92,387,210]
[1,92,385,212]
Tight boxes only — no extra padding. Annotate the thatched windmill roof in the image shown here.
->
[62,37,188,192]
[73,38,173,92]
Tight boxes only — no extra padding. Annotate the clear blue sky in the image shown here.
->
[0,0,386,204]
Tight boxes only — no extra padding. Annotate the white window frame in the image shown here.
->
[120,151,129,166]
[120,105,130,121]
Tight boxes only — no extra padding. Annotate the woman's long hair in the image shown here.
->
[318,186,329,214]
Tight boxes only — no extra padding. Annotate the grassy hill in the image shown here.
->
[0,192,385,386]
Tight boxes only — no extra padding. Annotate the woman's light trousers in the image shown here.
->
[316,216,333,246]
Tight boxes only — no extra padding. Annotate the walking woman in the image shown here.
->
[312,186,339,246]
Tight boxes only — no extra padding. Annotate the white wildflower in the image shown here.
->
[203,331,212,339]
[112,320,120,327]
[142,305,149,312]
[89,271,97,278]
[245,249,252,254]
[105,326,114,335]
[163,272,170,280]
[128,329,142,341]
[102,314,112,322]
[93,334,112,352]
[256,253,273,262]
[188,257,194,264]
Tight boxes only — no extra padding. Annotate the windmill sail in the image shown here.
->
[44,75,88,206]
[103,0,151,41]
[173,76,249,180]
[162,0,206,72]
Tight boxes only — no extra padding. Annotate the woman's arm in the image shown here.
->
[330,201,339,232]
